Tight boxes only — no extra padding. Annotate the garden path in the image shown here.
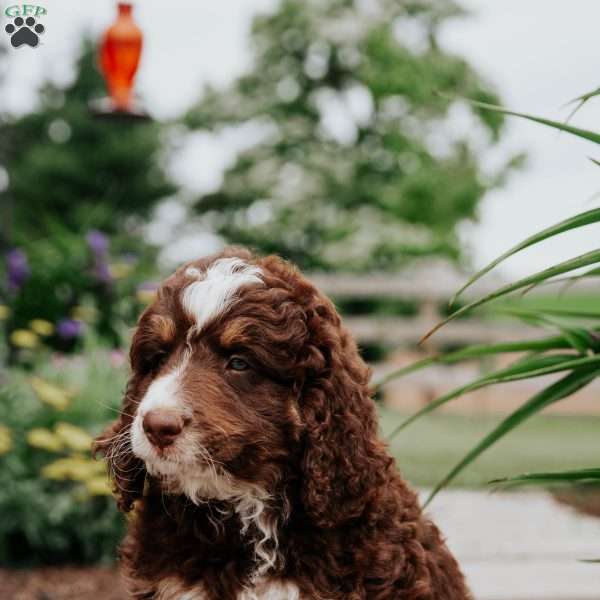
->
[428,490,600,600]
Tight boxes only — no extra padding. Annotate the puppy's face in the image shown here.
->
[127,256,306,502]
[98,249,383,529]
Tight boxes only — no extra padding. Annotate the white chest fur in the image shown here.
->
[239,581,300,600]
[155,577,300,600]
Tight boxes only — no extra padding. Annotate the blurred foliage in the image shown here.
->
[1,227,157,362]
[0,40,170,355]
[186,0,521,271]
[0,346,127,566]
[335,296,419,317]
[0,226,154,363]
[0,39,175,240]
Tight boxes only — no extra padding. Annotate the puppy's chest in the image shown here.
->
[155,577,300,600]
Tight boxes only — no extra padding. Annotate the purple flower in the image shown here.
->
[6,248,30,292]
[86,230,113,285]
[56,318,83,340]
[137,281,158,292]
[86,230,109,257]
[93,260,112,284]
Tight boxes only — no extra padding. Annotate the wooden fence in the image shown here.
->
[308,269,539,348]
[308,268,600,415]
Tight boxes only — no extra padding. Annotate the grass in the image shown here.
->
[498,292,600,314]
[379,406,600,489]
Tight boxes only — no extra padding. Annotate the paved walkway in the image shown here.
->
[427,490,600,600]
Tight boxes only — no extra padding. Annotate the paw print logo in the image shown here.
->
[5,16,45,48]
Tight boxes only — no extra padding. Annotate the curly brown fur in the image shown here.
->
[94,247,471,600]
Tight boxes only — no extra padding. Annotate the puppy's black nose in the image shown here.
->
[142,410,184,448]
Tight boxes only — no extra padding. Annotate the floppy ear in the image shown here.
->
[93,377,146,512]
[298,297,393,529]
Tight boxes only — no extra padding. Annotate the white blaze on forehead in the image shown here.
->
[138,367,182,415]
[181,257,263,331]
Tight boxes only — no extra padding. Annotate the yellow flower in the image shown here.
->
[0,425,12,455]
[30,377,71,411]
[41,455,105,481]
[71,305,97,322]
[136,289,156,304]
[27,428,64,452]
[85,476,113,496]
[110,262,133,279]
[54,422,93,453]
[29,319,55,336]
[10,329,39,348]
[0,305,10,320]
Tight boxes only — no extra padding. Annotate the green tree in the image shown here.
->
[0,39,175,244]
[0,40,174,353]
[186,0,519,270]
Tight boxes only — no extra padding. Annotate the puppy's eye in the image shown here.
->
[153,351,168,368]
[227,356,249,371]
[140,349,167,374]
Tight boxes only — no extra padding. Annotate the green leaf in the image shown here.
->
[516,264,600,295]
[423,249,600,343]
[449,207,600,305]
[566,86,600,107]
[564,85,600,124]
[373,334,570,389]
[491,467,600,486]
[386,354,599,439]
[494,307,597,353]
[500,306,600,320]
[555,265,600,290]
[456,97,600,144]
[423,368,598,507]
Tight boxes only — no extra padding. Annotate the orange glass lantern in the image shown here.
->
[93,3,148,119]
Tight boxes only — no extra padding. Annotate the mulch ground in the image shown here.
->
[553,488,600,519]
[0,567,126,600]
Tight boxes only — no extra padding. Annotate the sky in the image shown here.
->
[2,0,600,278]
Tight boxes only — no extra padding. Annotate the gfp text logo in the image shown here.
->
[4,4,46,48]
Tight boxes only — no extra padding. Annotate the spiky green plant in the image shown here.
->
[381,91,600,507]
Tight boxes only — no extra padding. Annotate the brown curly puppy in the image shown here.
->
[94,247,471,600]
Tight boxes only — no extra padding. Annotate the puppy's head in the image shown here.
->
[95,248,390,527]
